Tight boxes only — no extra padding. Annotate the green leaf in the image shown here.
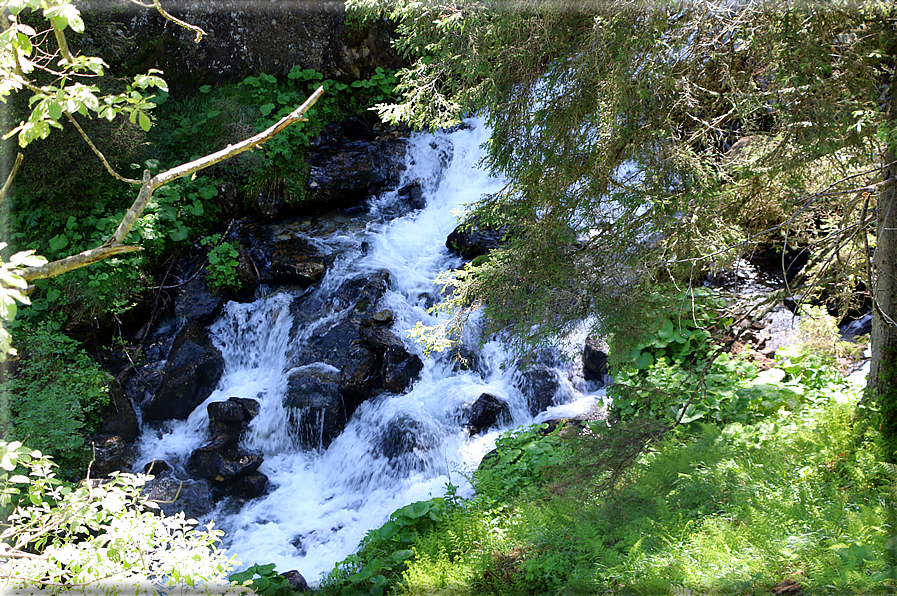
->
[259,103,275,116]
[48,234,69,252]
[138,111,151,132]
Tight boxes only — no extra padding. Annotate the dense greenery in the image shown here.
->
[318,335,892,595]
[352,0,897,456]
[2,321,111,476]
[0,441,250,594]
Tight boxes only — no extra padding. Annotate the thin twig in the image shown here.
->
[65,112,141,184]
[0,153,24,205]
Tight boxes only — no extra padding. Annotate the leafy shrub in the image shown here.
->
[0,441,247,594]
[474,423,571,501]
[3,322,111,476]
[229,563,293,596]
[321,497,451,596]
[200,234,242,294]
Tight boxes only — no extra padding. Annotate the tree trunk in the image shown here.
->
[868,68,897,463]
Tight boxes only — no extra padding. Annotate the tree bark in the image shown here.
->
[868,67,897,463]
[16,85,325,282]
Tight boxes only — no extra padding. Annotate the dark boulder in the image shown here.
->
[396,180,426,211]
[284,367,347,449]
[282,570,309,592]
[244,220,329,287]
[142,477,214,520]
[381,345,424,394]
[465,393,510,435]
[88,435,136,477]
[142,322,225,422]
[446,216,509,261]
[339,343,383,416]
[188,448,264,484]
[207,399,246,424]
[377,415,435,472]
[226,473,269,500]
[96,378,139,443]
[305,124,407,208]
[174,274,224,325]
[583,336,609,383]
[290,270,392,369]
[338,325,424,414]
[517,366,560,416]
[203,397,261,451]
[143,459,172,476]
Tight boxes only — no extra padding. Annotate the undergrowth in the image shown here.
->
[316,332,892,596]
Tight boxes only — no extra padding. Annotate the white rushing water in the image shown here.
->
[135,119,606,582]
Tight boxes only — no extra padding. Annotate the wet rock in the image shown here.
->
[244,220,329,287]
[517,366,560,416]
[207,399,245,424]
[396,180,426,211]
[284,367,347,449]
[377,415,433,466]
[188,448,264,484]
[290,270,392,369]
[371,309,394,326]
[446,216,509,261]
[583,336,609,384]
[340,325,423,407]
[381,345,424,394]
[339,344,383,416]
[142,477,213,520]
[204,397,261,451]
[282,570,309,592]
[227,473,269,500]
[88,435,136,477]
[465,393,510,435]
[143,459,172,476]
[305,125,407,208]
[142,322,225,422]
[175,273,224,325]
[96,378,139,443]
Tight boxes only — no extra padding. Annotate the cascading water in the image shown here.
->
[135,119,606,582]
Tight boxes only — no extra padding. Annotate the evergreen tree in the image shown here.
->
[359,0,897,457]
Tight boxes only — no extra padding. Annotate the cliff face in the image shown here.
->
[81,0,404,93]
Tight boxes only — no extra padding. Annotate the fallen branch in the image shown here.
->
[18,85,325,282]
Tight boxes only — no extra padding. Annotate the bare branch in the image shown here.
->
[65,113,141,185]
[0,153,24,205]
[17,86,326,282]
[126,0,207,43]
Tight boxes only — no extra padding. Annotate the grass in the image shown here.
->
[319,339,894,596]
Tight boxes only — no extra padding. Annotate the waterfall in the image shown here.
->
[134,119,606,582]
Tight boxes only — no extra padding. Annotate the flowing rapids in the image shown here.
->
[134,119,606,581]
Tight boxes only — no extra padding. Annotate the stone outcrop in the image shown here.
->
[95,378,139,443]
[516,366,560,416]
[284,366,346,449]
[245,220,328,287]
[446,215,509,261]
[142,322,225,422]
[339,316,424,416]
[464,393,510,435]
[582,336,609,384]
[88,435,137,477]
[305,119,408,208]
[88,1,405,92]
[142,477,215,520]
[289,269,392,370]
[187,398,268,500]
